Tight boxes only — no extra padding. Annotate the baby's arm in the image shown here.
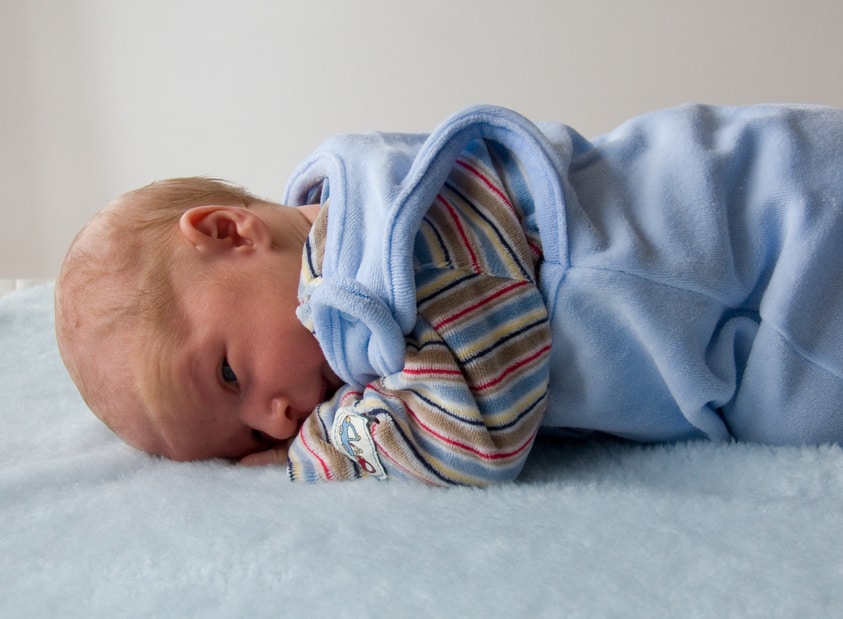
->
[285,142,550,485]
[287,270,552,486]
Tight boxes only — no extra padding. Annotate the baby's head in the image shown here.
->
[56,178,338,463]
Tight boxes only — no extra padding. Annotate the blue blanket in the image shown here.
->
[2,285,843,617]
[285,104,843,446]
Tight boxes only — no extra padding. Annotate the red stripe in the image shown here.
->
[370,384,535,461]
[402,366,463,377]
[376,442,434,484]
[433,280,528,330]
[298,425,333,480]
[340,389,365,405]
[472,344,551,392]
[457,157,544,260]
[455,158,516,216]
[438,194,481,273]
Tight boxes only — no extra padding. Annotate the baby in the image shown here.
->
[54,178,334,466]
[57,103,843,485]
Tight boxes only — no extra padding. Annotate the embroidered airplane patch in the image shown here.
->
[332,410,387,480]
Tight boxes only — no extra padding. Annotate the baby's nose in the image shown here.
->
[262,396,299,440]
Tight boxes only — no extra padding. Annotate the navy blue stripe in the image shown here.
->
[304,237,318,279]
[419,215,453,268]
[371,406,462,485]
[416,271,480,306]
[444,180,534,282]
[460,315,550,365]
[401,387,486,427]
[488,389,548,432]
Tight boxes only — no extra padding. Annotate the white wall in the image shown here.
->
[3,0,843,278]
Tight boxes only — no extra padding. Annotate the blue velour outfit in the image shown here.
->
[285,103,843,475]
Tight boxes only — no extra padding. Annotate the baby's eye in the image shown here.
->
[221,358,238,384]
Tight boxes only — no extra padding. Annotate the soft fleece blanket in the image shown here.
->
[1,284,842,618]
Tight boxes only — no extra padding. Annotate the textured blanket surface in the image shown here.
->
[1,285,842,618]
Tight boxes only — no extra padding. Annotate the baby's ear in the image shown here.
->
[179,205,271,255]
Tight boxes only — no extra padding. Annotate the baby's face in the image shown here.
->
[132,204,341,462]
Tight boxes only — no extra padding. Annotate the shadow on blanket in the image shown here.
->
[2,284,841,618]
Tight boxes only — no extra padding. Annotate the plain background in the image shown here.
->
[3,0,843,279]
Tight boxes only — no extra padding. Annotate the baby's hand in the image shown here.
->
[238,445,289,467]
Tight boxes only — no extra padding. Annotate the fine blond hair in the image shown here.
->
[55,177,258,447]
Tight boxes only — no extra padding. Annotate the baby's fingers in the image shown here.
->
[239,447,288,467]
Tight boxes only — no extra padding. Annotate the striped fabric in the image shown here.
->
[289,141,552,485]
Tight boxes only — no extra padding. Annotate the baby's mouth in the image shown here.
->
[320,376,336,403]
[291,375,337,439]
[292,380,328,435]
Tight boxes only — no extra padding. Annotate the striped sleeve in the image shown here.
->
[289,141,551,486]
